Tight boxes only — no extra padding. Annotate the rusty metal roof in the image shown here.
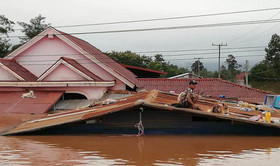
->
[1,90,280,135]
[0,91,63,114]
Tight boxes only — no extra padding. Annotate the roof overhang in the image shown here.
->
[0,81,115,87]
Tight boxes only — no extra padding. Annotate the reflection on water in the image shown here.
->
[0,135,279,166]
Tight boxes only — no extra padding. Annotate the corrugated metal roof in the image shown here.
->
[0,91,64,114]
[2,90,280,135]
[53,99,96,110]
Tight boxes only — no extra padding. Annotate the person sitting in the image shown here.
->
[178,80,199,109]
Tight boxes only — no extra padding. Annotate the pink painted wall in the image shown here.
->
[43,64,88,81]
[14,36,114,80]
[13,35,127,90]
[110,79,126,90]
[0,87,107,99]
[46,87,107,99]
[0,67,18,81]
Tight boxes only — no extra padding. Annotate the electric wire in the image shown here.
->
[12,7,280,30]
[6,18,280,38]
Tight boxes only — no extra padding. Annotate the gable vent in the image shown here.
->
[48,34,54,39]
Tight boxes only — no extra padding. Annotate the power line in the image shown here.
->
[212,43,227,78]
[14,7,280,30]
[6,18,280,38]
[8,54,265,65]
[158,49,264,57]
[6,48,265,59]
[250,74,280,80]
[134,46,266,53]
[166,54,266,61]
[229,10,280,44]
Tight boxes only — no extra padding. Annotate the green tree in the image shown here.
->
[224,54,241,81]
[264,34,280,75]
[226,54,240,72]
[220,65,230,80]
[191,60,204,75]
[249,61,279,81]
[18,15,50,44]
[106,51,189,78]
[0,15,14,58]
[106,51,152,68]
[250,34,280,81]
[200,68,215,78]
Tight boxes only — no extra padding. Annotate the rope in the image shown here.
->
[135,107,144,136]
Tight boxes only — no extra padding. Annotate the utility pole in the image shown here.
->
[212,43,227,78]
[245,60,249,87]
[194,57,203,76]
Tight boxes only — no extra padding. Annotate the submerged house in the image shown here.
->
[0,27,142,114]
[0,27,279,136]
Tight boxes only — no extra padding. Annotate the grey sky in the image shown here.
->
[2,0,280,71]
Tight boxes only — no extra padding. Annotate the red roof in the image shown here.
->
[60,57,102,81]
[57,30,142,88]
[121,64,167,74]
[0,59,37,81]
[138,78,274,102]
[0,91,63,114]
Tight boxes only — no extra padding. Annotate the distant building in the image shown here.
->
[236,72,250,81]
[121,64,167,78]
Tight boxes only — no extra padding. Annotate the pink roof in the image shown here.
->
[0,59,37,81]
[0,91,63,114]
[138,78,275,102]
[121,64,167,74]
[60,57,102,81]
[57,30,142,88]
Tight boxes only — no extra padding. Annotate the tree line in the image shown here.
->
[0,14,278,81]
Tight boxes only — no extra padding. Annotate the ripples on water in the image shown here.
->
[0,135,279,166]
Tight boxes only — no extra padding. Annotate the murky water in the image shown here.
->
[0,135,279,166]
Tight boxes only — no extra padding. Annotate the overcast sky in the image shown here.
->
[2,0,280,71]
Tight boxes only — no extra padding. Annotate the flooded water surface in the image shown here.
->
[0,135,279,166]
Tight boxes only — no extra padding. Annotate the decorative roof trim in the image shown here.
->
[0,62,25,81]
[0,81,115,87]
[54,29,135,88]
[4,28,50,59]
[38,59,94,81]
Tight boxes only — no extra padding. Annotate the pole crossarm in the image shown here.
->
[212,43,227,78]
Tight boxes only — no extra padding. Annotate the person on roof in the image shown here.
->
[178,80,199,109]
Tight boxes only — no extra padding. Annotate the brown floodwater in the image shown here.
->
[0,135,279,166]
